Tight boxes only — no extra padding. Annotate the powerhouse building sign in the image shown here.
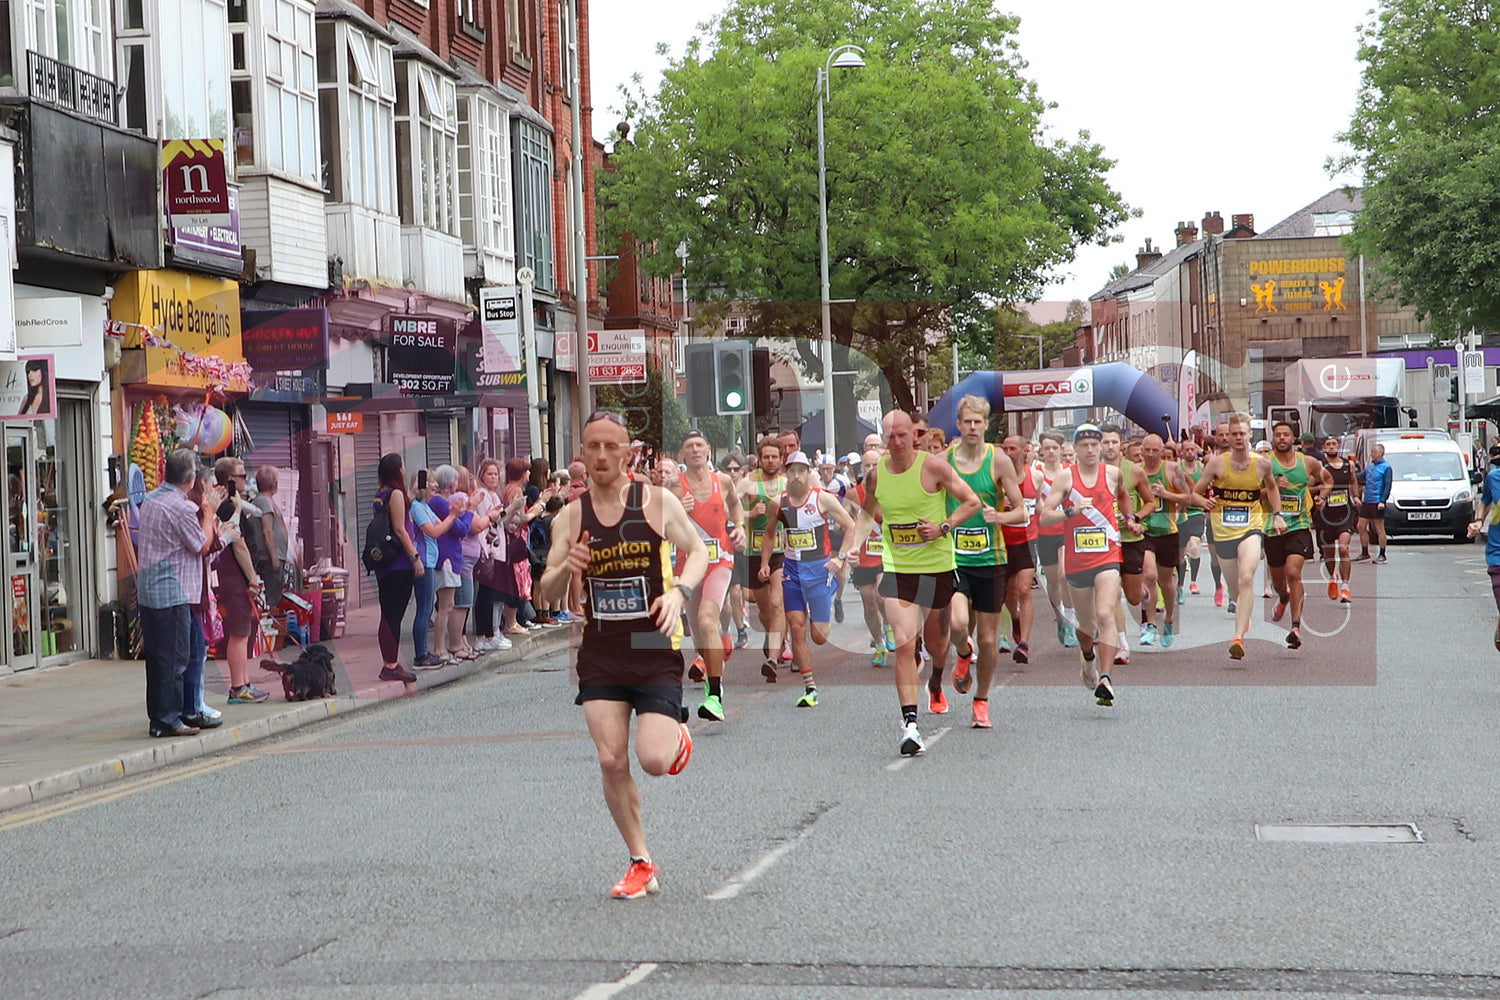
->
[1247,256,1349,315]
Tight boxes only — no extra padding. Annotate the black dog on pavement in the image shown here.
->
[262,644,337,701]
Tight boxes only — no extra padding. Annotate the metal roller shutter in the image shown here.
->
[353,424,383,606]
[424,413,452,471]
[239,403,295,469]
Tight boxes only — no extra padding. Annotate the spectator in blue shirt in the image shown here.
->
[1357,443,1393,564]
[1468,444,1500,650]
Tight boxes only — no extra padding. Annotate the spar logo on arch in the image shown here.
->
[1001,368,1095,410]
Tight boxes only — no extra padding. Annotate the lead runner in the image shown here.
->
[538,411,709,900]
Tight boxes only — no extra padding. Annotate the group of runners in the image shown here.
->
[540,405,1365,899]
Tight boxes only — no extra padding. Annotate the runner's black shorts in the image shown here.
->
[1035,533,1064,566]
[879,570,956,610]
[1316,523,1354,548]
[575,683,687,723]
[733,551,750,587]
[1121,538,1146,576]
[1213,531,1265,561]
[1183,512,1206,539]
[1066,562,1121,590]
[953,563,1009,615]
[1264,528,1316,567]
[1003,537,1035,573]
[850,564,881,588]
[748,551,784,591]
[1142,532,1180,570]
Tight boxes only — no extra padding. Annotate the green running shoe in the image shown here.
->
[882,624,897,651]
[697,694,725,721]
[1161,622,1176,648]
[796,688,819,708]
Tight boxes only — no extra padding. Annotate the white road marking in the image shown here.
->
[884,725,953,772]
[706,807,835,900]
[570,962,657,1000]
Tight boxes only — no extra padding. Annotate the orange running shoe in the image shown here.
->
[928,685,949,714]
[1228,636,1245,660]
[970,699,991,729]
[1327,575,1340,601]
[611,859,661,899]
[687,656,706,683]
[952,648,974,694]
[1339,586,1351,604]
[668,722,693,775]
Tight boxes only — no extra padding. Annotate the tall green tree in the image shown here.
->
[1333,1,1500,338]
[603,0,1130,434]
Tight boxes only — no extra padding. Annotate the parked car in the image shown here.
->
[1378,433,1475,542]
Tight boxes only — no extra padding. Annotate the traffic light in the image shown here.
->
[752,347,773,425]
[714,340,751,416]
[683,343,716,417]
[1450,375,1460,404]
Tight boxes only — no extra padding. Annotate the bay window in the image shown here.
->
[395,59,459,236]
[316,18,395,213]
[229,0,319,182]
[458,92,512,257]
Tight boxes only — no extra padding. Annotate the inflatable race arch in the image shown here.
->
[928,363,1181,441]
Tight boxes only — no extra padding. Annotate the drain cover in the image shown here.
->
[1255,823,1423,843]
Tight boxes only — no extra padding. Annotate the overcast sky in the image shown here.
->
[589,0,1372,313]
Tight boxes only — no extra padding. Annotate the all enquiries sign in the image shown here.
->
[588,328,647,385]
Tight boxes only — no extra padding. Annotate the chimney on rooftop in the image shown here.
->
[1201,211,1223,235]
[1227,213,1257,239]
[1136,237,1162,270]
[1175,220,1199,247]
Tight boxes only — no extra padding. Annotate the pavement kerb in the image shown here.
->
[0,626,575,815]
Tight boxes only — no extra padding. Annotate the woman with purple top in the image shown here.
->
[374,454,423,683]
[426,465,476,660]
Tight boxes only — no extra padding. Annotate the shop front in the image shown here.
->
[109,270,249,656]
[1,287,113,670]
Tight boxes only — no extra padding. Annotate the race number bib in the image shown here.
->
[1328,490,1349,507]
[864,529,883,556]
[704,539,721,562]
[785,527,817,551]
[1221,505,1251,527]
[889,522,923,547]
[1072,527,1108,553]
[1280,491,1302,515]
[954,526,990,553]
[587,576,650,620]
[1024,498,1037,516]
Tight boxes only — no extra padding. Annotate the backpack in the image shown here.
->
[239,505,274,576]
[527,514,553,566]
[362,492,400,571]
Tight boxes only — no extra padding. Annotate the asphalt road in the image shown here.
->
[3,538,1499,999]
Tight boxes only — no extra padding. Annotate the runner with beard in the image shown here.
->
[1315,435,1359,604]
[1177,440,1208,601]
[1265,421,1331,649]
[739,436,788,681]
[537,411,708,900]
[1140,433,1192,647]
[1101,425,1152,659]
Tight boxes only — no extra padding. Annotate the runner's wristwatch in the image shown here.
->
[939,522,953,536]
[675,583,694,603]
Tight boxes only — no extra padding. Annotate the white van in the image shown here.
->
[1378,433,1475,542]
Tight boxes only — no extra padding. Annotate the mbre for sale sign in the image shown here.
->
[388,315,457,395]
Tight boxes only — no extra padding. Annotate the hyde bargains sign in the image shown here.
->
[388,314,457,395]
[1000,369,1094,410]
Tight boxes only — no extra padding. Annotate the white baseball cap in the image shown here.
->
[784,451,812,468]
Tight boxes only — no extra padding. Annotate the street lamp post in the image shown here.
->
[817,43,864,460]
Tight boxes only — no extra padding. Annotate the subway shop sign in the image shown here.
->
[1001,369,1094,410]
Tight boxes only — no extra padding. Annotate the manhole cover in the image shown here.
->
[1255,823,1424,843]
